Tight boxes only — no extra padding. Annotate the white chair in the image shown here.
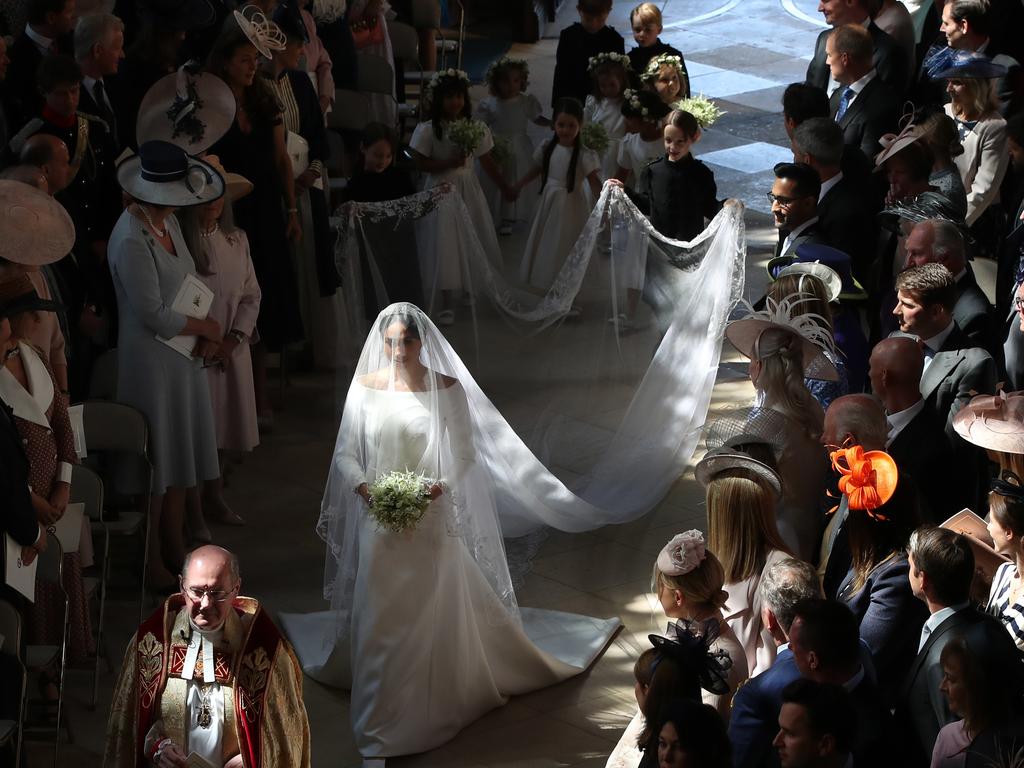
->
[0,600,26,768]
[70,463,106,709]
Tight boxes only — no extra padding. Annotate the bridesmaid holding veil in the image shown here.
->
[280,303,621,765]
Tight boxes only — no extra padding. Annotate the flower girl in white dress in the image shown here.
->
[513,98,602,293]
[614,89,671,184]
[410,70,511,325]
[475,56,549,235]
[583,52,632,183]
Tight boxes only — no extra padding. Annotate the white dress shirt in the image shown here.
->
[918,603,970,652]
[840,69,877,111]
[23,24,55,56]
[81,76,113,115]
[781,216,819,255]
[920,320,956,369]
[886,397,926,447]
[819,172,843,202]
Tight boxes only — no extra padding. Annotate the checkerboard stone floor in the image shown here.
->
[42,3,829,765]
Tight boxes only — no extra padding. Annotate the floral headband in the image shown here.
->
[588,51,632,73]
[234,5,286,59]
[642,53,685,81]
[829,446,898,519]
[657,530,706,576]
[485,56,529,88]
[426,68,471,100]
[622,88,655,119]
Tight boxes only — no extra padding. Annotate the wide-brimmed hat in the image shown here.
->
[273,0,309,41]
[117,141,225,208]
[137,0,216,29]
[136,68,236,154]
[0,180,76,266]
[695,443,783,499]
[774,262,843,303]
[0,273,63,319]
[768,243,868,302]
[233,5,287,59]
[726,296,839,381]
[203,155,253,201]
[953,391,1024,454]
[933,51,1008,80]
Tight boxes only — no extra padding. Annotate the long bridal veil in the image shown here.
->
[314,186,747,648]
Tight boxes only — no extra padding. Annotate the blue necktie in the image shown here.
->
[835,87,854,122]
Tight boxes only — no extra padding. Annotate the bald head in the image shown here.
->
[869,337,925,411]
[20,134,72,195]
[822,394,888,450]
[182,544,240,583]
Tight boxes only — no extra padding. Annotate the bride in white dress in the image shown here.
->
[280,303,620,763]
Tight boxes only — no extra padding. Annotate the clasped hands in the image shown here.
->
[190,319,243,368]
[152,738,244,767]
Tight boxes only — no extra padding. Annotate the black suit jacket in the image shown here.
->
[806,21,911,97]
[4,31,71,133]
[953,267,995,354]
[78,76,124,152]
[887,402,957,521]
[849,674,894,764]
[774,221,827,260]
[895,608,1021,767]
[829,76,900,161]
[817,175,879,282]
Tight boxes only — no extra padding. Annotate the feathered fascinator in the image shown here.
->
[725,294,839,381]
[657,530,707,576]
[649,618,732,696]
[233,5,287,59]
[829,445,898,520]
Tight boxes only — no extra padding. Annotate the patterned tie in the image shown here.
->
[835,87,854,122]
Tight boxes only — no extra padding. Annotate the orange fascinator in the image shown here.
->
[829,446,899,519]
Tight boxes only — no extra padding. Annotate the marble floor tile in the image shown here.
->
[699,141,797,173]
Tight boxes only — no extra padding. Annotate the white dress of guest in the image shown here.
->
[585,94,626,182]
[519,141,601,291]
[198,227,261,453]
[930,719,971,768]
[347,0,396,127]
[410,120,503,291]
[943,102,1009,226]
[724,549,790,677]
[476,92,543,225]
[617,132,663,182]
[107,210,219,493]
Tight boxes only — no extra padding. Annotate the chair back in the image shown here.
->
[328,90,370,131]
[388,21,418,65]
[70,464,104,523]
[79,400,152,498]
[356,53,395,96]
[35,532,63,586]
[0,600,20,655]
[88,348,119,400]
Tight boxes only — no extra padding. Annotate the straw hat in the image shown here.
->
[137,68,236,154]
[726,296,839,381]
[202,155,253,202]
[775,262,843,303]
[0,180,76,266]
[0,273,63,319]
[695,444,783,499]
[117,141,224,208]
[952,391,1024,455]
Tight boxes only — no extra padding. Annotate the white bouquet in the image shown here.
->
[448,118,488,156]
[367,470,436,533]
[581,122,610,156]
[673,95,724,129]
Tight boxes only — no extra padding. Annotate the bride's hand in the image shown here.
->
[356,483,371,505]
[427,483,443,500]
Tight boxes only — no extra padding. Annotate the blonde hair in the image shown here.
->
[653,548,729,611]
[707,471,792,583]
[949,77,1000,120]
[767,274,834,330]
[631,2,662,27]
[753,329,825,439]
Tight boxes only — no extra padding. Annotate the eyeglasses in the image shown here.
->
[1016,297,1024,312]
[182,582,238,603]
[766,192,807,207]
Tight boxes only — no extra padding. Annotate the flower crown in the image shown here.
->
[657,530,707,576]
[426,68,471,100]
[485,56,529,88]
[642,53,684,81]
[588,51,632,73]
[622,88,652,118]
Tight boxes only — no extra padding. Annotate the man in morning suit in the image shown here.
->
[74,13,126,153]
[894,526,1021,767]
[870,337,958,520]
[4,0,75,131]
[729,558,823,768]
[806,0,911,97]
[769,162,824,261]
[826,24,900,162]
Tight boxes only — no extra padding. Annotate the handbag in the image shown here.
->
[350,15,385,48]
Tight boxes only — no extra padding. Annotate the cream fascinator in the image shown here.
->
[725,294,839,381]
[233,5,287,59]
[657,530,707,576]
[953,391,1024,455]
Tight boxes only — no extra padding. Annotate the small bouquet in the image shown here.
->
[674,95,724,129]
[581,122,610,156]
[490,135,514,169]
[367,470,436,533]
[447,118,488,156]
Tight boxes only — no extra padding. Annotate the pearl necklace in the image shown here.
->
[201,223,220,238]
[137,204,167,238]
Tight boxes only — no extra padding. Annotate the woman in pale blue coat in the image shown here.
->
[107,141,226,590]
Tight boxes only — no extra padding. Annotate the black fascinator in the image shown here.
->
[648,618,732,696]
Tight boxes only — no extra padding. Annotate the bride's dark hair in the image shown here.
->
[378,310,421,339]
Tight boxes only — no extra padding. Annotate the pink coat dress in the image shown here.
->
[200,228,261,453]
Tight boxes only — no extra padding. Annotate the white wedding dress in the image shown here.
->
[281,374,620,758]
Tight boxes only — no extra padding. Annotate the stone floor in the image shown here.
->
[31,2,836,765]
